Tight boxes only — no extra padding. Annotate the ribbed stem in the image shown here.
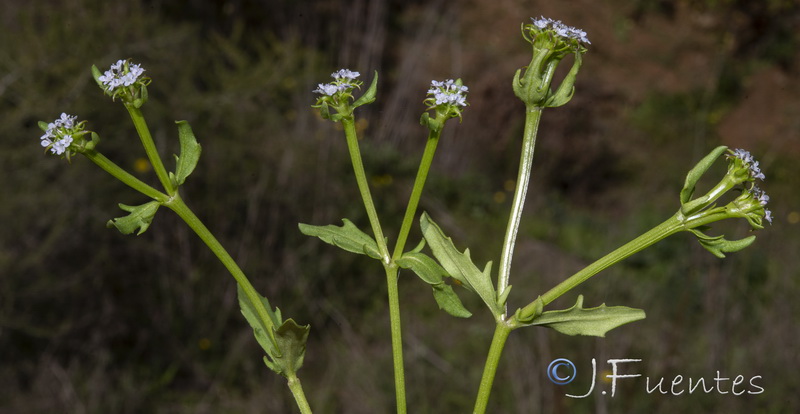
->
[497,107,543,314]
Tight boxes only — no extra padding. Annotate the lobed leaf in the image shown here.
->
[522,295,645,337]
[299,219,382,260]
[690,229,756,258]
[420,212,502,318]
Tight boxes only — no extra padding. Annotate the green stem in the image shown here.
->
[341,116,405,412]
[472,322,513,414]
[83,149,168,202]
[341,117,391,261]
[125,105,176,195]
[519,213,684,317]
[392,130,440,260]
[287,374,313,414]
[385,265,407,414]
[497,108,543,313]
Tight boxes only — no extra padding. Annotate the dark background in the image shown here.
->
[2,0,798,412]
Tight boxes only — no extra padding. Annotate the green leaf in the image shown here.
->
[237,285,281,358]
[522,295,645,337]
[396,251,446,285]
[397,251,472,318]
[352,71,378,109]
[91,65,104,90]
[689,229,756,258]
[420,212,502,318]
[106,201,160,235]
[680,146,728,209]
[169,121,202,187]
[299,219,382,260]
[263,319,311,378]
[238,286,310,377]
[431,283,472,318]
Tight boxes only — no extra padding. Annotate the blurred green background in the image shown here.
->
[2,0,798,412]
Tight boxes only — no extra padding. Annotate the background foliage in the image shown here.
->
[2,0,798,412]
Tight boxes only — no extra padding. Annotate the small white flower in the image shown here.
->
[51,135,74,155]
[56,112,75,128]
[332,69,360,81]
[764,209,773,224]
[532,17,549,29]
[314,83,341,96]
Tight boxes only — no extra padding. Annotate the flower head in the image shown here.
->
[420,79,469,129]
[39,113,93,160]
[312,68,374,121]
[530,16,590,45]
[313,68,362,97]
[426,79,469,108]
[722,150,772,227]
[728,148,766,181]
[516,17,588,108]
[98,59,146,93]
[93,59,150,106]
[419,79,469,132]
[727,184,773,228]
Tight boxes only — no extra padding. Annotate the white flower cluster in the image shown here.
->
[40,113,77,155]
[730,148,766,180]
[98,59,145,92]
[427,79,468,107]
[313,69,361,96]
[531,16,590,44]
